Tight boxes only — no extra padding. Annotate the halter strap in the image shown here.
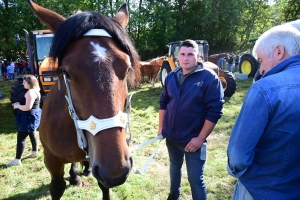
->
[63,73,132,158]
[60,29,131,159]
[83,29,112,37]
[77,111,128,136]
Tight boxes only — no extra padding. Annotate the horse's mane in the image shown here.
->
[149,56,165,65]
[49,11,141,86]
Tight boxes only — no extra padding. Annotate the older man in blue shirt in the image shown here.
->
[227,24,300,200]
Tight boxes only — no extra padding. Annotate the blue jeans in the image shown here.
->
[227,63,232,72]
[166,139,207,200]
[8,73,14,80]
[232,180,254,200]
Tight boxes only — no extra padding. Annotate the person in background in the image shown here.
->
[21,59,27,74]
[6,61,15,80]
[227,55,233,72]
[6,75,42,167]
[1,60,8,79]
[234,55,239,72]
[0,61,2,78]
[158,39,224,200]
[227,24,300,200]
[217,57,226,70]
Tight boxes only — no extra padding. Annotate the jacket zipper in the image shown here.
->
[172,73,182,141]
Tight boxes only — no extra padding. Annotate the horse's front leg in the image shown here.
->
[82,160,92,177]
[44,150,66,200]
[98,181,110,200]
[69,162,82,186]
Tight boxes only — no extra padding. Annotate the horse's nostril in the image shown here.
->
[129,156,133,168]
[91,160,131,188]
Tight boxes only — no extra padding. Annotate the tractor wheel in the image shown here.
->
[239,54,258,77]
[10,78,27,115]
[219,70,237,98]
[160,62,172,87]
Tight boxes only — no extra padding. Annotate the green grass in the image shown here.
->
[0,77,253,200]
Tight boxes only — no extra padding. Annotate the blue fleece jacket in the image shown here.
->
[160,65,224,143]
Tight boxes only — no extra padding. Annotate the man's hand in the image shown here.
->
[157,127,162,136]
[185,137,205,153]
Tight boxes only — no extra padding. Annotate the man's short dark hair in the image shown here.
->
[179,39,198,51]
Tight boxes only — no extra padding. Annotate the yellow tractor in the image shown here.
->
[239,38,260,78]
[10,29,58,108]
[160,40,237,97]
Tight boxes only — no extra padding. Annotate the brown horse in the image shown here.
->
[140,56,165,86]
[27,1,140,200]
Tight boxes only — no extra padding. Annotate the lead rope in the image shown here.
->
[124,82,164,174]
[130,135,164,174]
[125,93,164,175]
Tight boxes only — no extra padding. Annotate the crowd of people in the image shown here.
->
[0,58,30,81]
[3,18,300,200]
[217,54,242,73]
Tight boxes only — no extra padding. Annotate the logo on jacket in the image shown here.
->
[195,81,203,87]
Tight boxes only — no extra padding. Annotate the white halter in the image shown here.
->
[63,29,132,158]
[62,29,161,174]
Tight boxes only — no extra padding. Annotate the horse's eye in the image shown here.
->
[60,68,72,80]
[128,67,134,74]
[65,73,72,80]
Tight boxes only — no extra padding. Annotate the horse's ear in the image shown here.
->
[27,0,65,32]
[114,3,129,28]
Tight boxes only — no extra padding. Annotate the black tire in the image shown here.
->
[239,54,259,77]
[219,70,237,98]
[160,62,172,87]
[10,78,27,115]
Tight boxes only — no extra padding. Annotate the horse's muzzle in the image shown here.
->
[91,155,133,188]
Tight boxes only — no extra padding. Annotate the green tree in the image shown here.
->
[235,0,279,52]
[278,0,300,22]
[0,0,35,60]
[0,0,289,62]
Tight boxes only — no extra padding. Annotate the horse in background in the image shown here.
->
[26,0,140,199]
[140,56,165,86]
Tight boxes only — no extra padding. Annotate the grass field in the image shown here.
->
[0,77,252,200]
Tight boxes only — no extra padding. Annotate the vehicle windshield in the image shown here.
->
[198,44,204,59]
[35,34,54,61]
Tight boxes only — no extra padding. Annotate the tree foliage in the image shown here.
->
[278,0,300,22]
[0,0,290,61]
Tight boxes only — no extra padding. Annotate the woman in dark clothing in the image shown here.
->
[6,75,42,167]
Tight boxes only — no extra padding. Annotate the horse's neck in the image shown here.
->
[151,58,162,65]
[150,59,157,64]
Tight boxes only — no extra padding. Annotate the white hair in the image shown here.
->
[286,19,300,31]
[252,24,300,59]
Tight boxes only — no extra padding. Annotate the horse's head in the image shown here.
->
[27,0,140,188]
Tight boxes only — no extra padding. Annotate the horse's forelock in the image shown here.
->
[49,11,140,86]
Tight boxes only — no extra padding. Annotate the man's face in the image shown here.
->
[178,46,200,73]
[257,50,279,76]
[257,44,289,76]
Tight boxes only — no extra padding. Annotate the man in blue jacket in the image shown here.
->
[227,24,300,200]
[158,39,224,200]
